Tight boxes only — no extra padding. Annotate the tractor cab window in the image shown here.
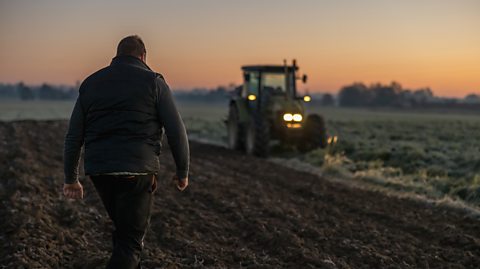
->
[262,73,286,95]
[244,71,259,98]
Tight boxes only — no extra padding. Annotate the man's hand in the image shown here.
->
[172,175,188,191]
[63,181,84,199]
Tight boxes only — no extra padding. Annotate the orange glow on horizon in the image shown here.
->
[0,0,479,98]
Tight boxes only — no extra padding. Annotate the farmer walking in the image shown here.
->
[63,35,190,269]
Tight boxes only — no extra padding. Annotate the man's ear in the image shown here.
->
[140,53,146,63]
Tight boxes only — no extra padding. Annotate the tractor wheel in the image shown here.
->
[245,112,270,157]
[227,105,244,150]
[298,114,328,152]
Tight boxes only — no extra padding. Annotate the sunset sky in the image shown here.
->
[1,0,479,97]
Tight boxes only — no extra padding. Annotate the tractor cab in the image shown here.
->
[242,65,295,100]
[240,61,309,109]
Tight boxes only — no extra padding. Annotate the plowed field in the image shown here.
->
[1,121,479,268]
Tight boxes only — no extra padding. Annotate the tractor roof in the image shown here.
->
[241,65,298,73]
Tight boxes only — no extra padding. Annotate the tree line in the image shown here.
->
[0,82,79,100]
[1,81,478,109]
[335,82,480,108]
[173,84,236,102]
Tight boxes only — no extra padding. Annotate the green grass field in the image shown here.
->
[1,99,479,206]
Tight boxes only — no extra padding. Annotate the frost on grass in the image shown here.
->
[182,109,480,207]
[282,117,479,207]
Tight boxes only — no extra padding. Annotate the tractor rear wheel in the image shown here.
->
[245,112,270,157]
[227,105,244,150]
[298,114,328,152]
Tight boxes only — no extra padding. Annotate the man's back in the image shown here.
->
[79,56,163,175]
[64,54,189,183]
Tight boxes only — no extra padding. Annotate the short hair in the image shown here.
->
[116,35,146,57]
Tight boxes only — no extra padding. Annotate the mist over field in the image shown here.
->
[2,99,480,208]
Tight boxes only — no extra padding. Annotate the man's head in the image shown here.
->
[116,35,146,62]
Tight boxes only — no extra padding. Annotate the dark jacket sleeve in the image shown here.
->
[155,77,190,179]
[63,96,85,184]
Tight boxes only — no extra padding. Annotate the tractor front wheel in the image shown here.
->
[298,114,328,152]
[245,112,270,157]
[227,105,244,150]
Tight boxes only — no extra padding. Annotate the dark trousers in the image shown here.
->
[90,174,157,269]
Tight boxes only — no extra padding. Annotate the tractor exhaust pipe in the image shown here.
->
[284,59,289,100]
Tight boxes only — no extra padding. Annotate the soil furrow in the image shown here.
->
[0,121,479,269]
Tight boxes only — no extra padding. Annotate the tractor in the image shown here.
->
[227,60,328,157]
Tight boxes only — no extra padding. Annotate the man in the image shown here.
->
[63,35,190,269]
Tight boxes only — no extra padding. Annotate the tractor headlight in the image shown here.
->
[283,113,303,122]
[283,113,293,121]
[292,114,303,122]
